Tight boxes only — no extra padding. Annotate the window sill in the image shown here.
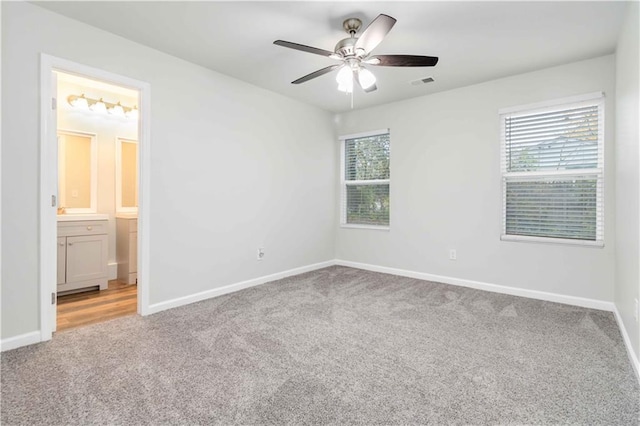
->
[501,234,604,248]
[341,224,390,231]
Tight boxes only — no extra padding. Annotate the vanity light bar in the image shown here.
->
[67,94,138,119]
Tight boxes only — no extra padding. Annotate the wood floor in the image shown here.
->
[57,280,137,332]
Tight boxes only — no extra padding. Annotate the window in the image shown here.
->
[340,130,390,228]
[500,93,604,246]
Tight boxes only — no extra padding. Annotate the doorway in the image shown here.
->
[40,55,151,340]
[55,72,138,331]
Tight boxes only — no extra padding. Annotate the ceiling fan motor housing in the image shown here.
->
[335,37,359,58]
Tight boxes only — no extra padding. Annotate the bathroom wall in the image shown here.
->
[57,76,138,276]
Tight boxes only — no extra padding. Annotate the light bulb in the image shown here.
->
[336,66,353,93]
[358,68,376,90]
[68,94,88,109]
[126,105,139,120]
[90,98,107,113]
[108,102,125,117]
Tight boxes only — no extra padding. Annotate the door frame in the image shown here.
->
[40,54,151,341]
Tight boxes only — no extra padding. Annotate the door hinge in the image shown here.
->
[52,97,57,110]
[51,195,56,207]
[51,292,56,305]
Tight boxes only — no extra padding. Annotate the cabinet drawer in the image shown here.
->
[58,220,108,237]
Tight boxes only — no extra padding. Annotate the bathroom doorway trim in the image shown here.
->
[39,54,151,341]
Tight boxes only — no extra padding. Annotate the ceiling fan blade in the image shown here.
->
[274,40,339,59]
[353,68,377,93]
[291,64,341,84]
[354,14,397,55]
[366,55,439,67]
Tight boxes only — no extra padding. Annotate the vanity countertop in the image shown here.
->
[115,213,138,219]
[57,214,109,222]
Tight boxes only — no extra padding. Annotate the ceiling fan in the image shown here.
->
[274,14,439,93]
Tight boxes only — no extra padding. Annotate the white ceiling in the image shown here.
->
[34,1,626,113]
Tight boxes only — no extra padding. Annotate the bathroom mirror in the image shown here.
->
[58,130,98,213]
[116,137,138,213]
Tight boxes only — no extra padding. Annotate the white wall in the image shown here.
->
[334,55,616,302]
[57,79,138,272]
[614,1,640,363]
[0,1,630,348]
[1,2,336,340]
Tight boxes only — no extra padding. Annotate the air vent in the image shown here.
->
[410,77,435,86]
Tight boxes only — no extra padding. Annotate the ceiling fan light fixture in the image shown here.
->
[336,66,353,93]
[358,68,376,90]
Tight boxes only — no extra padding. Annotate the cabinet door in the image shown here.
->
[66,234,108,283]
[130,232,137,273]
[57,237,66,285]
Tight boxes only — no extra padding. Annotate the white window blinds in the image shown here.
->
[500,93,604,245]
[340,130,390,227]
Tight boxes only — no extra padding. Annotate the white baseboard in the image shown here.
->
[0,331,41,352]
[108,262,117,280]
[147,260,335,315]
[613,307,640,382]
[335,260,615,312]
[0,260,335,351]
[2,258,627,363]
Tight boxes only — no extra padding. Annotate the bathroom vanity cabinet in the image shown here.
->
[116,216,137,285]
[57,219,109,294]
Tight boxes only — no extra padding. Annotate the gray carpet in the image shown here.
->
[2,266,639,425]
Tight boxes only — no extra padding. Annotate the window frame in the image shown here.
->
[339,129,391,230]
[499,92,605,247]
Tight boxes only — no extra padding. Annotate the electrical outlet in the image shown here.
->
[449,249,457,261]
[257,247,265,261]
[635,298,639,322]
